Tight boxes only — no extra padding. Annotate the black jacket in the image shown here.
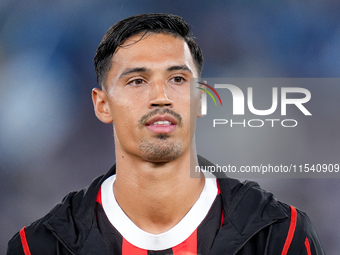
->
[7,156,325,254]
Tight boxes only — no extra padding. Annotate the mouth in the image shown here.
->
[145,115,177,134]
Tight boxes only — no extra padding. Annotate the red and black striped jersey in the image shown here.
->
[95,172,223,255]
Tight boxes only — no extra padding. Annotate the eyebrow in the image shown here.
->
[167,65,193,74]
[119,65,193,79]
[119,67,149,79]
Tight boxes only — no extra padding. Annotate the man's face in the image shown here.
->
[96,33,201,162]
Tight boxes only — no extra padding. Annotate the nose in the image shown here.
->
[148,80,174,108]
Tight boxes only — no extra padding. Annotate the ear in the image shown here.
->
[197,82,207,118]
[92,88,113,123]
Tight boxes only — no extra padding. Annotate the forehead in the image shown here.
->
[107,33,197,78]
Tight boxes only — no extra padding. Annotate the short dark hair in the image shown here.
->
[94,13,203,87]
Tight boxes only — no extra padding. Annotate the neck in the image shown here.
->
[113,142,204,234]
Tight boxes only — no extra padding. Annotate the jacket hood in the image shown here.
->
[197,156,288,254]
[44,156,288,254]
[43,165,116,254]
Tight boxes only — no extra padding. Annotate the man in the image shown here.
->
[7,13,324,254]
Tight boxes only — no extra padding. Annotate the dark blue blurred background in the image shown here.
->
[1,1,340,254]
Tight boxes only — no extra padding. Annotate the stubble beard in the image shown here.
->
[139,134,183,162]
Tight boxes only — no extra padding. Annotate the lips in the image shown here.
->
[149,120,172,126]
[145,115,177,134]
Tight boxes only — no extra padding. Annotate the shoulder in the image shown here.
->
[273,203,325,254]
[225,180,325,254]
[216,176,324,253]
[7,191,77,254]
[7,166,115,254]
[235,182,325,254]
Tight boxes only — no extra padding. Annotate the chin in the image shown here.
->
[139,138,183,163]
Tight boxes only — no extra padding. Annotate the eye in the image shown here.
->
[127,78,146,86]
[170,76,186,85]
